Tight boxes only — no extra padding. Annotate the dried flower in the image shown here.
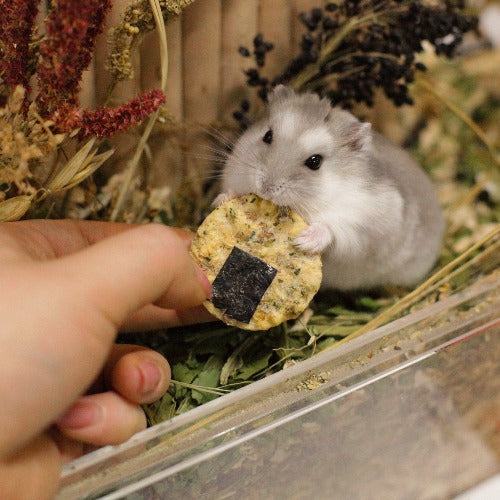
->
[0,86,64,204]
[36,0,112,116]
[53,89,166,138]
[0,195,33,222]
[0,0,39,107]
[107,0,195,82]
[1,0,170,221]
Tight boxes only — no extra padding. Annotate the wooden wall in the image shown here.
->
[89,0,321,125]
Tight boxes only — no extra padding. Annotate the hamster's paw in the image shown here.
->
[293,223,332,254]
[212,190,236,208]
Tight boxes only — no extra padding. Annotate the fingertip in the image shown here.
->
[56,393,146,446]
[112,350,171,404]
[194,263,213,299]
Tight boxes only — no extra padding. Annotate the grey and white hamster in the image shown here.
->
[216,85,445,291]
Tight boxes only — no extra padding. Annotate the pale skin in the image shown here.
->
[0,220,213,499]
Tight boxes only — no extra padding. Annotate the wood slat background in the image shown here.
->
[77,0,323,210]
[89,0,320,124]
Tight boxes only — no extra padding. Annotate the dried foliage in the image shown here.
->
[0,0,39,107]
[0,86,64,215]
[53,89,166,139]
[0,0,171,221]
[234,0,478,129]
[36,0,113,115]
[106,0,195,82]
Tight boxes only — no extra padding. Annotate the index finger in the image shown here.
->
[0,219,194,261]
[50,223,211,328]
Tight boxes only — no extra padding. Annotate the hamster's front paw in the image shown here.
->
[293,222,332,254]
[212,190,237,208]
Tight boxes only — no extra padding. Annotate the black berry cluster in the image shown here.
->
[234,0,477,129]
[239,34,274,67]
[232,98,251,130]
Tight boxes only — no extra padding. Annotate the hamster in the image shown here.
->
[216,85,445,291]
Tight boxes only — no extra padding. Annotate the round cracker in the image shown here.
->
[190,194,322,330]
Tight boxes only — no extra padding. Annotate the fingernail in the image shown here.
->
[138,362,163,395]
[56,401,102,429]
[194,264,212,299]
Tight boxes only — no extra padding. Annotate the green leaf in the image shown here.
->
[143,392,176,426]
[191,355,224,405]
[316,337,338,351]
[185,351,203,370]
[235,353,272,381]
[172,362,198,385]
[172,358,201,399]
[177,396,197,414]
[356,296,382,311]
[324,305,359,316]
[311,324,360,337]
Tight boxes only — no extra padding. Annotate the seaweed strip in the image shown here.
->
[211,247,277,323]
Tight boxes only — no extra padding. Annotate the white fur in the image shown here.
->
[294,222,332,254]
[277,111,299,139]
[298,127,332,154]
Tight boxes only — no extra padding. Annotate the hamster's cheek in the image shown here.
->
[222,165,255,196]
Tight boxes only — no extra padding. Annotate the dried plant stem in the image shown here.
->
[416,75,499,167]
[31,109,59,143]
[110,0,168,221]
[151,0,168,90]
[446,174,492,236]
[170,380,229,396]
[395,238,500,312]
[110,111,158,221]
[326,225,500,349]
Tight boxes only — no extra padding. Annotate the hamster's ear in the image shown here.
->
[321,97,334,123]
[343,122,372,153]
[268,85,296,104]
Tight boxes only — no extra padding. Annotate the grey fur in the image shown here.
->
[220,86,445,290]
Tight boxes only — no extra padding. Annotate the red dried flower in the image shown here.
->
[36,0,112,115]
[2,0,166,140]
[0,0,39,106]
[53,89,166,138]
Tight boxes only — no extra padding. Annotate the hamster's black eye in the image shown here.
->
[263,129,273,144]
[304,154,323,170]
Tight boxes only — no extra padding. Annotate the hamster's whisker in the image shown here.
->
[229,148,261,172]
[203,171,225,181]
[184,152,227,163]
[227,152,260,173]
[196,144,229,158]
[183,158,226,168]
[202,125,235,151]
[237,145,261,165]
[209,126,236,147]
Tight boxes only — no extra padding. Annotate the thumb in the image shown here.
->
[54,223,211,329]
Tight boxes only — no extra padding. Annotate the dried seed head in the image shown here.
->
[235,0,477,117]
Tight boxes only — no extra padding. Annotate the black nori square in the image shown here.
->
[211,246,278,323]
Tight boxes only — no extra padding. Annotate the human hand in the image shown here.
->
[0,220,212,498]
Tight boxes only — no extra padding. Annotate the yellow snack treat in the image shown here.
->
[190,194,322,330]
